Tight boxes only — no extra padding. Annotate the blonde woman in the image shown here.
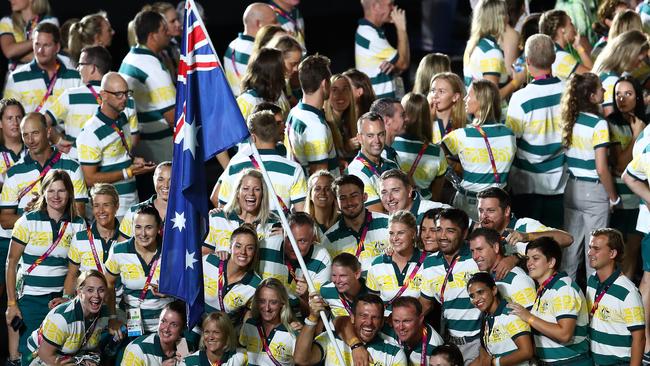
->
[590,0,628,59]
[593,30,649,117]
[324,74,359,160]
[539,9,593,81]
[428,72,466,144]
[463,0,524,99]
[413,53,451,95]
[181,312,247,366]
[442,80,516,220]
[393,93,447,201]
[67,12,114,64]
[305,170,338,236]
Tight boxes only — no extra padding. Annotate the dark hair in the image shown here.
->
[241,48,285,102]
[506,0,525,27]
[35,22,61,44]
[164,300,188,330]
[467,227,501,246]
[438,208,469,234]
[380,169,411,189]
[430,343,464,366]
[299,55,332,94]
[391,296,422,316]
[253,101,283,116]
[467,271,498,292]
[332,253,361,272]
[80,46,112,75]
[332,174,365,196]
[519,13,541,50]
[609,75,646,126]
[526,237,562,269]
[419,208,443,237]
[352,293,384,315]
[288,211,316,230]
[477,187,511,210]
[134,10,165,45]
[135,204,163,229]
[369,98,400,119]
[591,228,625,262]
[248,110,279,143]
[343,68,375,114]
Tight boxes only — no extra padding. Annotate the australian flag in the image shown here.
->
[160,0,250,327]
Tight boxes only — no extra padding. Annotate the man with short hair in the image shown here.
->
[383,296,444,366]
[224,3,278,95]
[379,169,448,223]
[294,293,408,365]
[586,228,645,366]
[76,72,156,219]
[356,0,410,98]
[505,34,567,230]
[258,212,332,316]
[346,112,399,212]
[286,55,339,177]
[44,46,138,160]
[119,10,176,165]
[269,0,306,48]
[4,23,81,113]
[369,97,406,164]
[322,175,389,273]
[419,208,481,365]
[216,111,306,213]
[468,227,536,309]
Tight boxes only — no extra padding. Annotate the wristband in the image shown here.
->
[347,337,361,347]
[127,167,134,178]
[577,46,585,53]
[304,316,318,326]
[610,196,621,205]
[350,342,364,351]
[62,294,73,300]
[7,300,16,306]
[122,169,129,180]
[527,316,535,326]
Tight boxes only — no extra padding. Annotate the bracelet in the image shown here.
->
[350,342,364,351]
[7,300,16,306]
[122,169,129,180]
[610,196,621,205]
[577,46,585,53]
[304,316,318,326]
[347,337,361,347]
[527,316,535,326]
[126,167,134,178]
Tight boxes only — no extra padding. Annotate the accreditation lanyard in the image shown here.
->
[230,50,241,78]
[270,5,304,41]
[355,211,373,257]
[339,294,353,316]
[355,155,380,178]
[256,324,284,366]
[248,154,290,214]
[108,120,132,159]
[217,260,227,311]
[401,327,429,366]
[590,271,619,315]
[533,74,553,81]
[86,227,104,273]
[407,143,429,180]
[1,151,12,168]
[35,62,61,113]
[387,251,427,306]
[439,255,459,305]
[533,272,558,312]
[285,256,297,284]
[87,84,102,104]
[473,125,500,184]
[25,222,69,274]
[17,151,62,200]
[139,257,160,302]
[483,314,495,356]
[25,15,40,39]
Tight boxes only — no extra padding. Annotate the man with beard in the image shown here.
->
[345,112,399,212]
[322,174,389,273]
[468,227,536,309]
[477,187,573,257]
[294,293,408,366]
[379,168,449,223]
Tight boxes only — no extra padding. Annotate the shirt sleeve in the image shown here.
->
[120,343,147,366]
[77,129,102,165]
[290,166,307,205]
[68,234,82,265]
[0,172,19,209]
[552,283,583,320]
[119,211,134,238]
[505,93,525,138]
[11,214,29,245]
[593,118,610,149]
[39,312,69,348]
[623,287,646,331]
[626,153,650,181]
[480,48,506,77]
[554,51,579,80]
[442,129,463,156]
[42,90,69,127]
[70,163,89,202]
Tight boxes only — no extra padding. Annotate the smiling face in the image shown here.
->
[468,282,497,313]
[1,105,23,141]
[78,275,106,316]
[331,264,361,295]
[436,218,465,256]
[587,235,615,271]
[380,177,412,213]
[158,308,184,345]
[526,248,555,282]
[469,235,498,272]
[391,304,423,344]
[133,213,159,250]
[257,287,283,324]
[202,319,228,354]
[238,175,263,215]
[310,176,335,210]
[231,232,257,269]
[389,221,415,255]
[154,165,171,202]
[45,180,69,213]
[478,197,508,231]
[330,77,352,113]
[420,217,438,252]
[358,118,386,160]
[352,301,384,343]
[92,194,117,228]
[336,183,366,220]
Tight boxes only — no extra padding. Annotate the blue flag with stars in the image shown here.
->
[160,0,250,328]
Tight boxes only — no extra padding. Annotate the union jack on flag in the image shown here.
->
[160,0,250,327]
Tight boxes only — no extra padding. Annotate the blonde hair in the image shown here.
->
[77,269,107,291]
[305,170,338,231]
[609,9,643,39]
[90,182,119,207]
[200,312,237,352]
[34,170,78,218]
[470,80,501,125]
[593,30,649,74]
[464,0,507,64]
[324,74,358,157]
[11,0,51,33]
[68,12,108,64]
[250,278,297,333]
[401,92,433,143]
[413,53,451,95]
[251,25,286,59]
[223,169,271,227]
[430,72,467,130]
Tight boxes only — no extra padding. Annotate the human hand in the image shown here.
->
[390,7,407,32]
[379,61,395,75]
[56,139,73,154]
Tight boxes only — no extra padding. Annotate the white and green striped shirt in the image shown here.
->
[407,194,450,225]
[237,88,290,122]
[355,19,398,99]
[203,210,277,253]
[121,333,175,366]
[270,1,305,48]
[565,112,610,181]
[505,76,567,195]
[180,349,247,366]
[609,121,640,209]
[239,319,296,366]
[346,152,399,207]
[495,266,536,309]
[391,134,447,199]
[463,36,508,89]
[481,300,531,365]
[599,70,620,109]
[203,255,261,320]
[552,43,579,81]
[381,323,444,366]
[223,33,254,96]
[315,333,408,366]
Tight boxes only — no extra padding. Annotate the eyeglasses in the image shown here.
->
[104,90,133,99]
[76,62,94,69]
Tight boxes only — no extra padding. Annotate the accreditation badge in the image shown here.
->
[126,307,144,337]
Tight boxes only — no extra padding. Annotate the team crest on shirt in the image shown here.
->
[370,361,385,366]
[600,307,611,321]
[272,342,290,361]
[463,271,473,283]
[226,293,244,308]
[412,275,423,289]
[538,300,549,314]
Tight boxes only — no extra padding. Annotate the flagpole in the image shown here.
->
[248,141,347,365]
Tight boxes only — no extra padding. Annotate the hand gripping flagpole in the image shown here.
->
[248,140,347,365]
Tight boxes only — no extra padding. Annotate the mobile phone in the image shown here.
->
[10,316,24,331]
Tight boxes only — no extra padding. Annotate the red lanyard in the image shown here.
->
[285,258,297,283]
[25,15,40,39]
[248,154,289,214]
[533,74,552,81]
[483,315,494,356]
[421,327,428,366]
[25,222,69,274]
[387,251,427,305]
[86,228,103,273]
[407,143,429,179]
[108,121,132,159]
[534,272,557,311]
[473,125,500,184]
[35,63,61,113]
[256,325,283,366]
[230,51,241,78]
[271,5,304,41]
[139,257,159,302]
[18,151,62,200]
[355,211,372,257]
[590,274,618,315]
[440,255,459,304]
[87,84,102,104]
[217,260,226,311]
[355,156,380,178]
[2,151,11,168]
[339,294,353,316]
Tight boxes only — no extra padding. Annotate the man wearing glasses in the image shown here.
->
[43,46,138,160]
[76,72,155,219]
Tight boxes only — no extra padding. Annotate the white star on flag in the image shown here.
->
[185,250,198,270]
[171,211,186,232]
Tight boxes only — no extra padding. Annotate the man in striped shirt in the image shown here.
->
[379,169,448,223]
[269,0,306,48]
[355,0,410,98]
[370,98,406,164]
[76,72,156,219]
[586,228,645,366]
[224,3,278,96]
[505,34,567,230]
